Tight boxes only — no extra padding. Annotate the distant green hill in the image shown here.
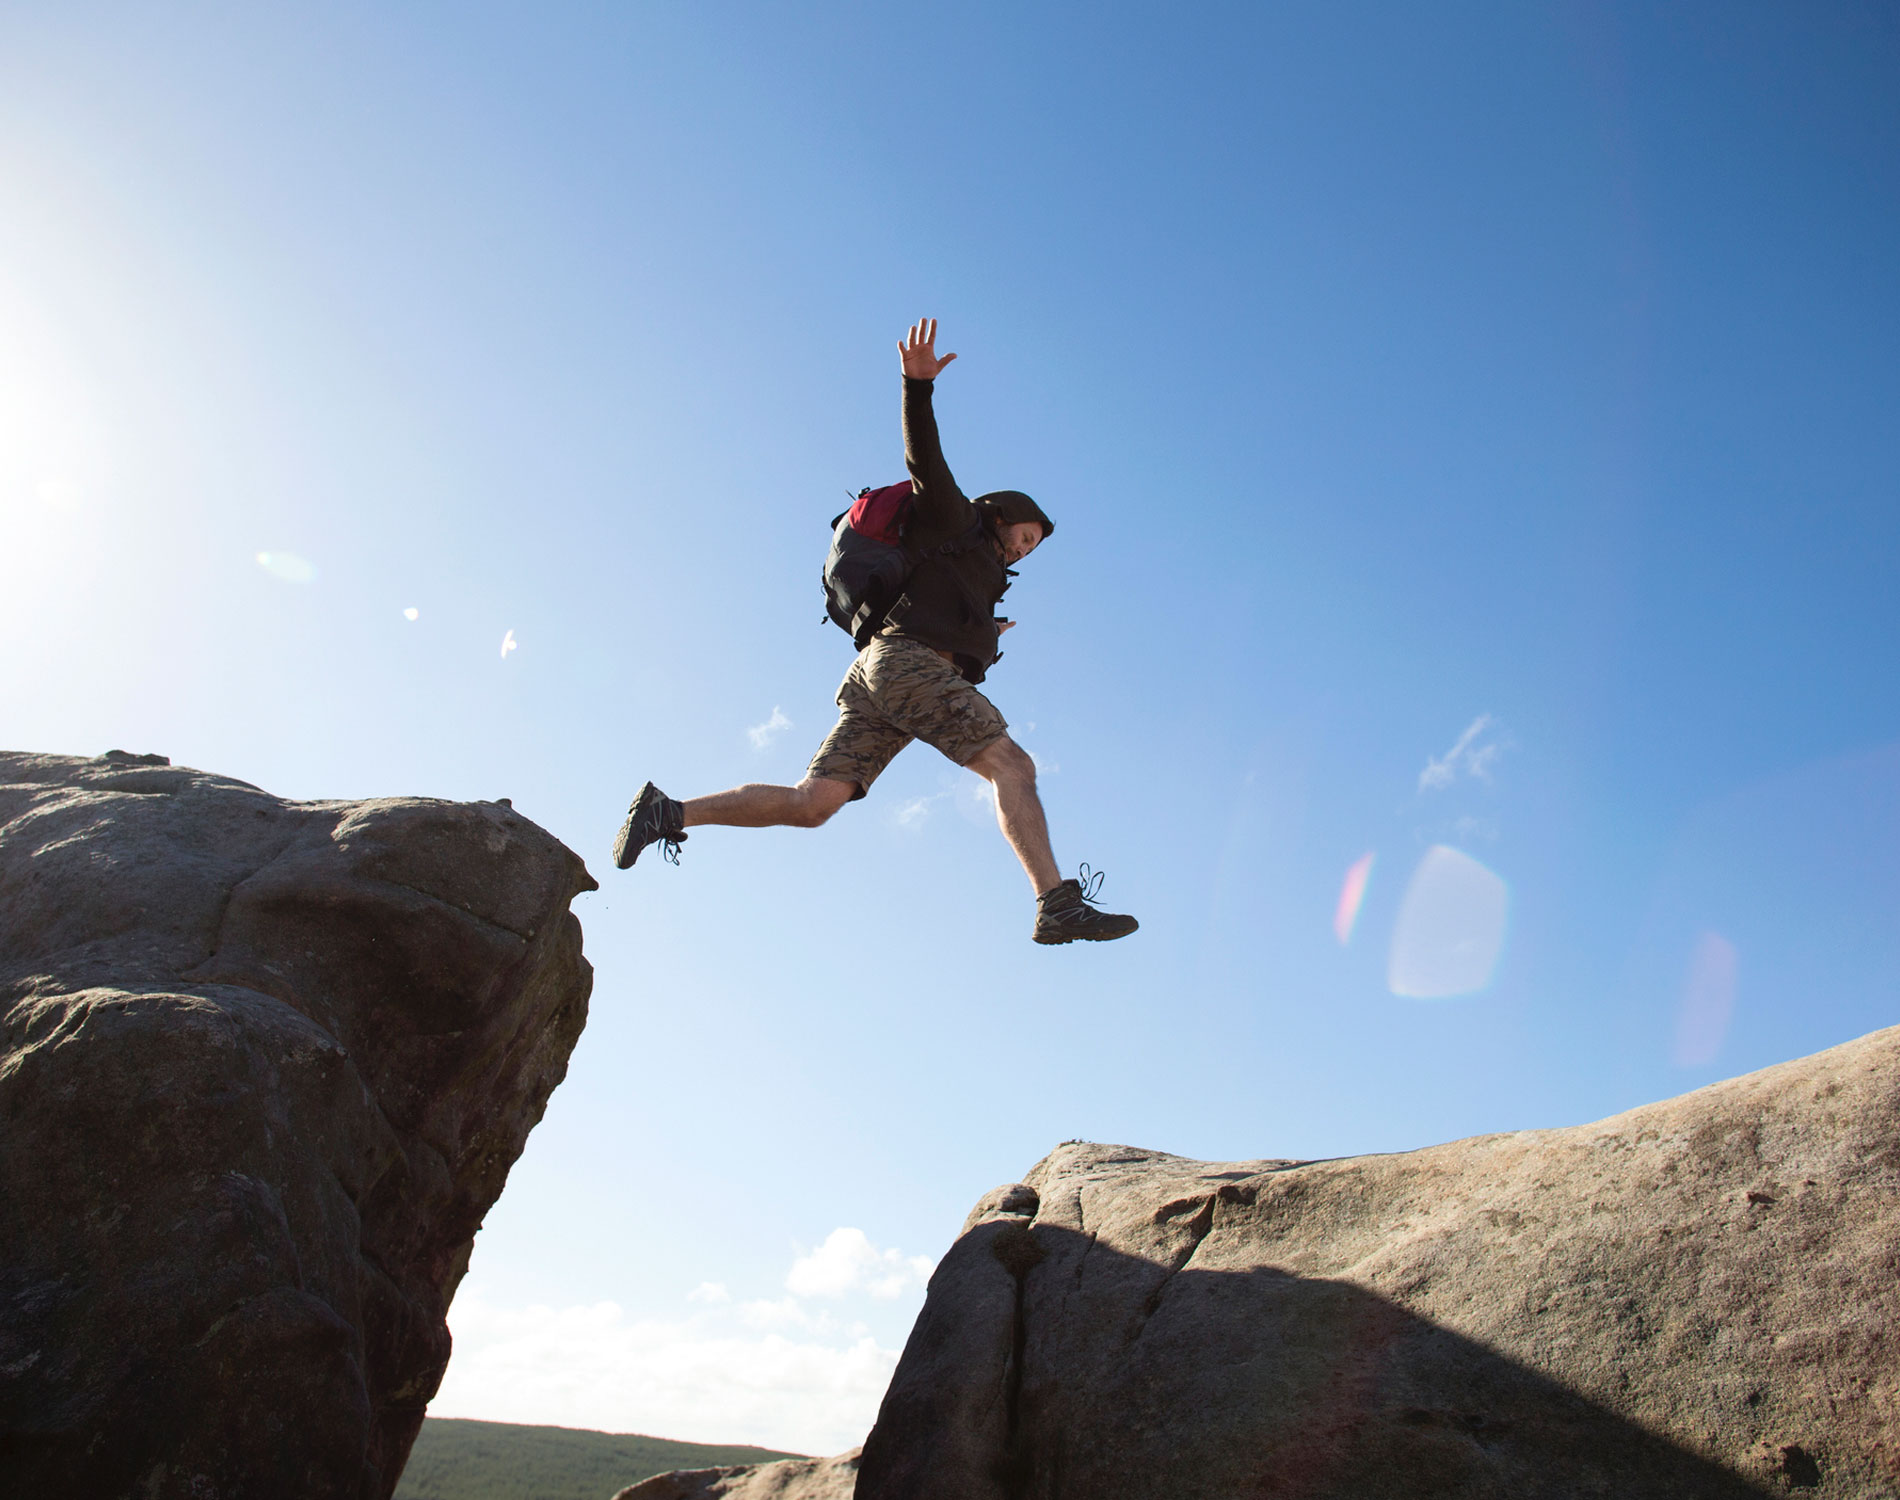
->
[392,1417,804,1500]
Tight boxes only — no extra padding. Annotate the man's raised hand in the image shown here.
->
[899,317,958,380]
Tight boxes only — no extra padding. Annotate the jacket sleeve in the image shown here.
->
[902,377,971,539]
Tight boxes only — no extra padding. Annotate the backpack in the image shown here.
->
[822,483,914,648]
[822,483,994,649]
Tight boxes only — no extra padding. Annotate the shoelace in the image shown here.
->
[1043,864,1115,929]
[659,803,688,865]
[654,793,687,865]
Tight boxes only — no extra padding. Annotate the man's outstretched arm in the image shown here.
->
[898,317,969,534]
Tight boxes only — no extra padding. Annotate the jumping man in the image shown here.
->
[612,317,1138,946]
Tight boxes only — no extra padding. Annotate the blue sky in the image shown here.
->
[5,0,1897,1456]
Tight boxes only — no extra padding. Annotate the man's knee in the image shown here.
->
[969,736,1035,788]
[795,778,854,827]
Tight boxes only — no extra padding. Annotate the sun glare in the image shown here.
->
[1333,852,1376,945]
[0,270,113,579]
[1387,845,1510,1000]
[255,551,316,583]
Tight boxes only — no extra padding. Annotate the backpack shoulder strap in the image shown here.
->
[933,514,991,557]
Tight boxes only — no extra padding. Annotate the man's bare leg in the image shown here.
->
[966,735,1138,943]
[681,776,855,831]
[966,737,1061,895]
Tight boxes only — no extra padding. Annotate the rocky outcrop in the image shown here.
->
[0,752,596,1500]
[614,1447,860,1499]
[859,1026,1900,1498]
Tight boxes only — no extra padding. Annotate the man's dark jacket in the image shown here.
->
[887,376,1053,684]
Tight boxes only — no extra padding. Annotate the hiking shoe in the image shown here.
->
[613,782,687,869]
[1033,865,1139,945]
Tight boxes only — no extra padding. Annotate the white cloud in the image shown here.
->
[747,706,792,750]
[787,1228,934,1301]
[891,792,948,830]
[431,1293,896,1456]
[1418,714,1506,792]
[430,1228,937,1456]
[890,772,999,831]
[738,1296,823,1331]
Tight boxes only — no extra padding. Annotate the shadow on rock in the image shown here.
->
[860,1026,1900,1498]
[864,1222,1784,1499]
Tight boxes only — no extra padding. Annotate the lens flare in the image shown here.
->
[1387,845,1509,999]
[1333,852,1375,944]
[254,550,315,583]
[1672,932,1737,1067]
[500,629,518,658]
[403,607,419,621]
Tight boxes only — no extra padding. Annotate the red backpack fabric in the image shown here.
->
[848,481,913,545]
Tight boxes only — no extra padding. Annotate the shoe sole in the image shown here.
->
[612,783,660,870]
[1033,918,1139,945]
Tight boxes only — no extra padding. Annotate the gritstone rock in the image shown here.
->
[0,751,597,1500]
[858,1025,1900,1498]
[614,1447,861,1499]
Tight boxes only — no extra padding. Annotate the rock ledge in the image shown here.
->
[0,752,596,1500]
[860,1025,1900,1498]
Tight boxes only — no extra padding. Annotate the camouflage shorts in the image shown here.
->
[806,635,1009,799]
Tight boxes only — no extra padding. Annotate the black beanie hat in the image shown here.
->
[973,489,1055,539]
